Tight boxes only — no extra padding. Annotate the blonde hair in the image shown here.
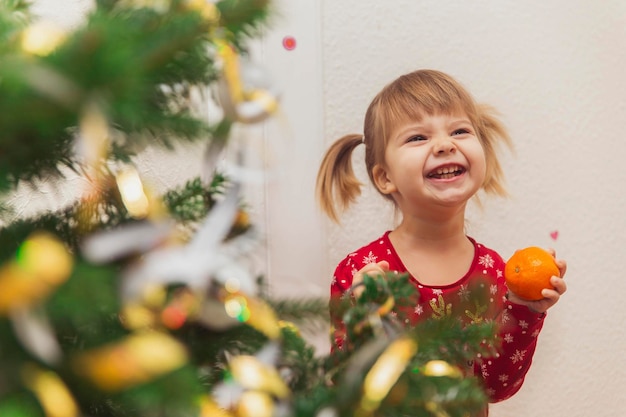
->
[316,69,512,223]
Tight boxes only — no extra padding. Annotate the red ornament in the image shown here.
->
[161,305,187,330]
[282,36,296,51]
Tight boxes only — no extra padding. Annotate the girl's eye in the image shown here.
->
[452,128,471,136]
[407,135,427,142]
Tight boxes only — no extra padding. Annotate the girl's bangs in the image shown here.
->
[377,88,472,141]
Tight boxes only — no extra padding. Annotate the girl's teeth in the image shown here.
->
[436,166,459,175]
[429,166,463,178]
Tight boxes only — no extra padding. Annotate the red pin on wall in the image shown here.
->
[550,230,559,241]
[282,36,296,51]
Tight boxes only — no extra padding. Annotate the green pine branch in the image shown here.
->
[311,273,496,416]
[0,0,272,192]
[0,174,232,261]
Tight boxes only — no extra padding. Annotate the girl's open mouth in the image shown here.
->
[427,165,466,179]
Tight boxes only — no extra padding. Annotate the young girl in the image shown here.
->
[316,69,567,413]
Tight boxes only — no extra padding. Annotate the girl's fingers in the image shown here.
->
[352,262,391,297]
[541,287,560,299]
[550,276,567,295]
[557,260,567,278]
[361,261,389,277]
[547,248,567,277]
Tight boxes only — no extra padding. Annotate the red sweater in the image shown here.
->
[330,231,545,403]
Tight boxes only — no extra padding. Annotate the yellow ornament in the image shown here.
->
[78,102,110,173]
[120,303,158,330]
[116,168,150,219]
[229,355,290,399]
[21,21,66,56]
[278,320,300,337]
[244,296,281,340]
[198,395,235,417]
[223,292,281,340]
[184,0,221,24]
[73,331,188,391]
[120,167,167,220]
[237,89,279,123]
[141,284,168,309]
[0,233,73,314]
[421,360,463,379]
[376,295,395,316]
[22,364,79,417]
[360,337,418,413]
[16,232,73,284]
[236,391,274,417]
[233,209,251,230]
[216,40,279,124]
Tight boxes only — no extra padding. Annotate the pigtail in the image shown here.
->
[316,134,364,223]
[476,104,514,198]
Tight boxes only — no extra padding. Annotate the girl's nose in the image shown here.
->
[433,137,457,155]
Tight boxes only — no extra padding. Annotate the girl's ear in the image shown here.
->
[372,164,397,195]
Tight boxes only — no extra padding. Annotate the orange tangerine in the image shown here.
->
[504,247,560,301]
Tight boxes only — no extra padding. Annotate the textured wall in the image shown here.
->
[320,1,626,416]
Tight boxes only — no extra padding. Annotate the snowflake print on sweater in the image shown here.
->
[329,231,546,403]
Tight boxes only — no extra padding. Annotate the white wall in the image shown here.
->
[320,1,626,417]
[23,1,626,416]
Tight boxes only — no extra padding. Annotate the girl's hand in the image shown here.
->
[507,249,567,314]
[351,261,390,297]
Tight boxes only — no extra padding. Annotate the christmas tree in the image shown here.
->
[0,1,497,416]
